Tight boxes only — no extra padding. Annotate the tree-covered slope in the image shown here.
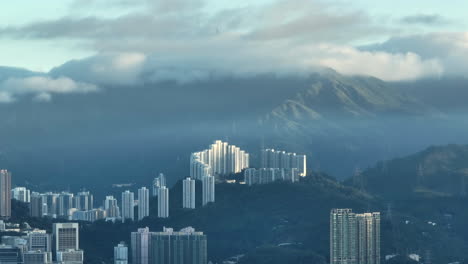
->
[357,144,468,199]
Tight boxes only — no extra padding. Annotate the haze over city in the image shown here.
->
[1,1,468,264]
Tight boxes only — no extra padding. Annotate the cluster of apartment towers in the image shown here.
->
[0,140,310,263]
[1,141,309,224]
[11,174,169,222]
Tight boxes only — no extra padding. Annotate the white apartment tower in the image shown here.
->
[104,196,120,218]
[157,187,169,218]
[121,191,135,222]
[131,228,152,264]
[202,176,215,206]
[11,187,30,203]
[183,177,196,209]
[190,140,250,180]
[58,192,74,219]
[261,149,307,176]
[138,187,150,220]
[152,173,166,197]
[114,242,128,264]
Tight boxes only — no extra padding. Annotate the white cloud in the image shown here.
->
[0,91,14,103]
[316,46,444,81]
[50,53,146,85]
[0,0,466,85]
[0,76,98,103]
[361,32,468,79]
[34,92,52,102]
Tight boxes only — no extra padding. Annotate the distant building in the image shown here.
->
[202,175,215,206]
[260,149,307,177]
[131,227,152,264]
[150,227,207,264]
[30,192,45,218]
[0,245,23,263]
[53,223,79,253]
[23,251,53,264]
[152,173,166,197]
[114,242,128,264]
[190,140,249,180]
[42,193,59,218]
[330,209,357,264]
[244,168,299,186]
[356,212,381,264]
[2,236,28,252]
[138,187,150,220]
[82,209,106,222]
[104,196,120,218]
[121,191,135,222]
[157,187,169,218]
[0,170,12,219]
[11,187,31,203]
[58,193,74,219]
[74,192,93,211]
[330,209,380,264]
[28,231,52,252]
[183,177,196,209]
[56,249,84,264]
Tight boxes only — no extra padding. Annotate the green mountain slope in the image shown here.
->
[358,144,468,199]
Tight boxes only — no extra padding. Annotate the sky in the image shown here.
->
[0,0,467,102]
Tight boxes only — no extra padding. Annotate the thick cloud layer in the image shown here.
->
[362,33,468,77]
[0,0,466,98]
[0,76,98,103]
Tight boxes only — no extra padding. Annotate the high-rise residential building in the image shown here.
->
[152,173,166,197]
[260,149,307,177]
[83,208,107,222]
[11,187,31,203]
[190,140,249,180]
[23,251,53,264]
[150,227,207,264]
[42,193,59,218]
[330,209,357,264]
[121,191,135,222]
[58,193,74,219]
[330,209,381,264]
[157,187,169,218]
[104,196,120,218]
[131,227,152,264]
[0,170,12,219]
[138,187,150,220]
[356,213,381,264]
[74,192,93,211]
[114,242,128,264]
[202,175,215,206]
[244,168,299,186]
[183,177,196,209]
[30,192,46,218]
[28,231,52,252]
